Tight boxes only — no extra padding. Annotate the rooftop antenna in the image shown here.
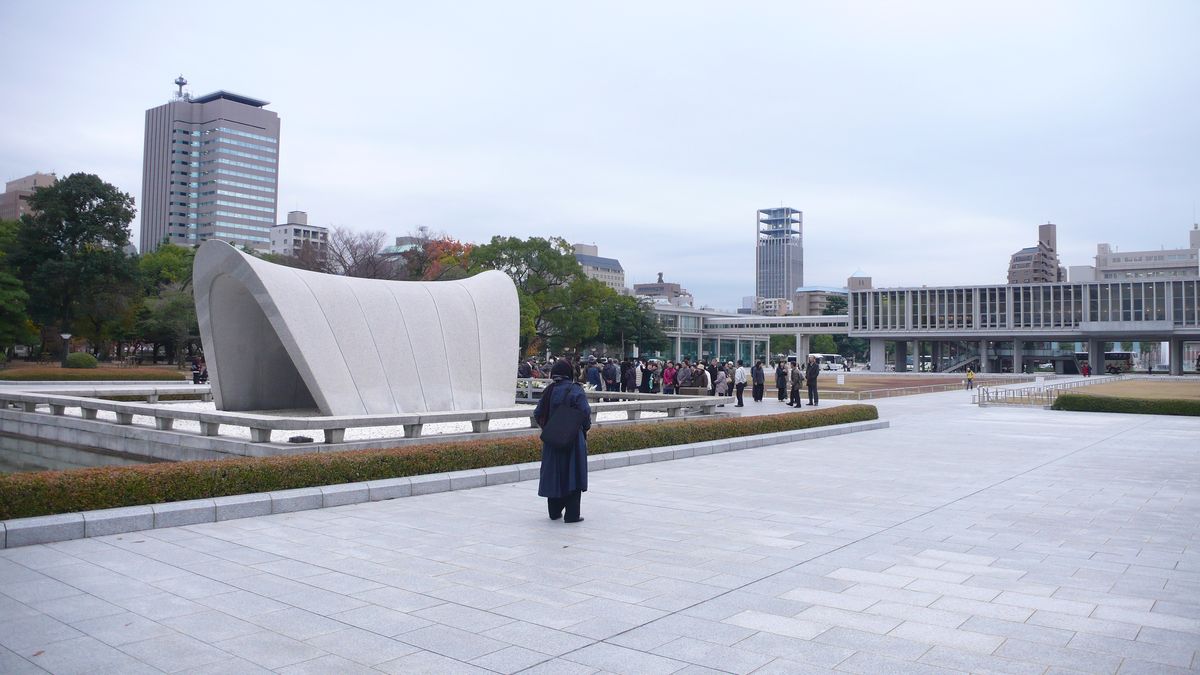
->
[174,75,189,101]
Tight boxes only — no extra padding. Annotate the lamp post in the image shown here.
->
[60,333,72,367]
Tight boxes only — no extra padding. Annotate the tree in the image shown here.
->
[324,227,399,279]
[810,334,838,354]
[595,291,670,356]
[134,244,199,363]
[138,243,195,294]
[769,334,796,356]
[469,236,589,355]
[0,219,34,351]
[398,229,473,281]
[824,295,847,315]
[11,173,138,355]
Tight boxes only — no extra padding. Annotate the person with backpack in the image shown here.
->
[535,359,591,523]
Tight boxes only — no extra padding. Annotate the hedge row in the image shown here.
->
[1052,393,1200,417]
[0,404,878,519]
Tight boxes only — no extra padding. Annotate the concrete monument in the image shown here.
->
[193,241,519,415]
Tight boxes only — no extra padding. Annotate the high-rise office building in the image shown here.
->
[755,207,803,301]
[141,77,280,253]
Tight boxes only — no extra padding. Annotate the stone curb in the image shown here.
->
[0,419,888,548]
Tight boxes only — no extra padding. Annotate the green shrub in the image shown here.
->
[1052,393,1200,417]
[63,353,99,369]
[0,404,878,519]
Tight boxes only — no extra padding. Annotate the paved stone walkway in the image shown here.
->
[1,390,1198,673]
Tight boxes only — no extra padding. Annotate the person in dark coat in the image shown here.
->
[788,362,804,407]
[535,359,591,523]
[751,360,765,402]
[775,361,787,401]
[805,355,821,405]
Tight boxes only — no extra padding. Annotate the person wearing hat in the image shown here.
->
[535,358,590,523]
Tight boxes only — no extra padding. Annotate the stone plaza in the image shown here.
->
[0,387,1197,673]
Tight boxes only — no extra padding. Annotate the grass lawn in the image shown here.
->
[1072,380,1200,401]
[0,361,188,381]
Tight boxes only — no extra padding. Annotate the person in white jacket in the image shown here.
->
[733,360,748,407]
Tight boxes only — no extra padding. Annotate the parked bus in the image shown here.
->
[809,353,847,370]
[1074,351,1135,374]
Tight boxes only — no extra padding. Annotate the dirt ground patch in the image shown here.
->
[819,375,968,392]
[0,361,186,381]
[1073,380,1200,401]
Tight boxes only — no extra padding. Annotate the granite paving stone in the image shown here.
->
[17,635,161,675]
[302,627,419,665]
[211,632,325,670]
[1,389,1197,673]
[159,609,265,643]
[275,654,379,675]
[116,632,233,672]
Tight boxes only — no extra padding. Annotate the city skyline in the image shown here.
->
[1,1,1197,310]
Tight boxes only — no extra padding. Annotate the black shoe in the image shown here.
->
[564,517,584,523]
[549,512,562,520]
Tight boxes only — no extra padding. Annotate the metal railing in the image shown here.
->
[974,375,1123,406]
[824,375,1039,400]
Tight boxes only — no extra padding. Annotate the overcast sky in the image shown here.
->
[2,1,1197,310]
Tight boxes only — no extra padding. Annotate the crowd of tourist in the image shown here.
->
[518,354,823,406]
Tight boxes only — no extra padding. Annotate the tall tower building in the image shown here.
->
[755,207,803,301]
[141,76,280,253]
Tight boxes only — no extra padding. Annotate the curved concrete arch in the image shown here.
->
[193,240,519,415]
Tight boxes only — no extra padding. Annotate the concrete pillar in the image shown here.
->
[1088,338,1102,377]
[796,334,810,360]
[870,339,886,372]
[894,341,908,372]
[674,335,682,362]
[979,340,991,373]
[1169,338,1184,376]
[1012,339,1024,374]
[933,341,943,372]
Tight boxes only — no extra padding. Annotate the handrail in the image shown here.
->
[843,375,1037,400]
[974,374,1123,406]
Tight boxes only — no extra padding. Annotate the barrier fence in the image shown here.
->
[974,375,1123,407]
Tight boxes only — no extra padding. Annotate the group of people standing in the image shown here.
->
[522,355,823,407]
[776,356,822,407]
[528,353,825,526]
